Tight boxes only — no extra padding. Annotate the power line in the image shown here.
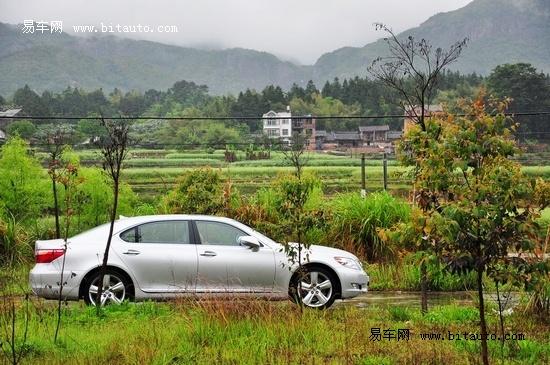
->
[1,111,550,122]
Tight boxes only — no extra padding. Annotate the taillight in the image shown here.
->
[35,249,65,263]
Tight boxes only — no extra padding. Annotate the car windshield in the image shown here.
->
[249,228,278,246]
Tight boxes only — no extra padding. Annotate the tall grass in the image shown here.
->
[366,259,478,291]
[329,191,411,260]
[2,298,548,365]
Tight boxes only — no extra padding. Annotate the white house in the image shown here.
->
[262,106,292,143]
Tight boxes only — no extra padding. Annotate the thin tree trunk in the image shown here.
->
[420,261,428,314]
[477,268,489,365]
[52,177,60,239]
[96,181,119,314]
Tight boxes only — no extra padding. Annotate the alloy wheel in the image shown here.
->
[88,273,126,306]
[298,271,333,308]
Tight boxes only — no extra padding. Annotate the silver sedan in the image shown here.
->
[30,215,369,309]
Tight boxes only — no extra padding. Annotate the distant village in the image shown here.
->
[0,105,444,153]
[260,106,442,153]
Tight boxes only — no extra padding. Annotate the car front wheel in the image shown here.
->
[290,266,337,309]
[84,270,132,306]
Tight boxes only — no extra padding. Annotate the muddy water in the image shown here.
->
[337,291,521,310]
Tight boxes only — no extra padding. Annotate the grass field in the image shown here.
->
[2,296,548,364]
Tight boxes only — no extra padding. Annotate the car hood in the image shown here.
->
[278,242,361,263]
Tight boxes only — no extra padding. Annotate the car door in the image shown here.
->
[194,220,276,293]
[112,220,198,293]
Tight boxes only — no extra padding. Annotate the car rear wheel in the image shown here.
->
[84,270,131,306]
[290,266,337,309]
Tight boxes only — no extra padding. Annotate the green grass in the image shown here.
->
[366,262,478,291]
[2,298,548,364]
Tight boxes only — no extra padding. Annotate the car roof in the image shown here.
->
[72,215,241,240]
[118,214,236,224]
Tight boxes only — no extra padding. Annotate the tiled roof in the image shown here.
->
[359,125,390,132]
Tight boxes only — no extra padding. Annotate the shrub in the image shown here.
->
[0,137,49,222]
[0,215,33,265]
[163,168,225,214]
[71,168,138,231]
[329,191,411,261]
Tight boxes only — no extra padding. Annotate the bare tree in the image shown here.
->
[368,23,467,315]
[368,23,468,131]
[44,127,72,239]
[281,133,310,179]
[95,117,130,313]
[54,161,80,343]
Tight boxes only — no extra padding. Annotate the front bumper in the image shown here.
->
[339,269,369,299]
[29,264,83,300]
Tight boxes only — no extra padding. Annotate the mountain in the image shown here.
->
[0,22,311,96]
[0,0,549,97]
[314,0,550,80]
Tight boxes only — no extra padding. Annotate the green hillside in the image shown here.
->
[314,0,550,80]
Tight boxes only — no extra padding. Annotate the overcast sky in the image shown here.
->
[1,0,474,64]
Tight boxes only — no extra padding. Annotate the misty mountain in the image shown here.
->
[314,0,550,80]
[0,22,311,97]
[0,0,549,97]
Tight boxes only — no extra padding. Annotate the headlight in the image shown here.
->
[334,256,362,271]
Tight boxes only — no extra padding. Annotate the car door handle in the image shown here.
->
[200,251,217,257]
[123,249,140,255]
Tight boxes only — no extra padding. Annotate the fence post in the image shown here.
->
[383,152,388,190]
[361,153,366,197]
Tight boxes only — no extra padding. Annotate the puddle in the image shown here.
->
[337,291,521,310]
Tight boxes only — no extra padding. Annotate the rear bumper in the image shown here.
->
[339,269,369,299]
[29,264,83,300]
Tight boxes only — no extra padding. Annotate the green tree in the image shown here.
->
[399,95,546,365]
[12,85,50,117]
[0,137,48,221]
[487,63,550,134]
[6,120,37,140]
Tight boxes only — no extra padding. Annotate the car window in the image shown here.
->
[120,221,190,244]
[195,221,246,246]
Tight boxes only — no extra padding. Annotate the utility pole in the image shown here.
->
[383,152,388,190]
[361,153,366,197]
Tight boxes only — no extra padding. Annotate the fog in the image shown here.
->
[0,0,473,64]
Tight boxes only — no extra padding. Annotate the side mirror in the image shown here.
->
[238,236,261,249]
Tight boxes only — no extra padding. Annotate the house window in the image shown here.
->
[282,129,289,136]
[266,119,278,126]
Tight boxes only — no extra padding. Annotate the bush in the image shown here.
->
[71,167,138,231]
[0,215,33,265]
[0,137,49,221]
[163,168,225,214]
[329,191,411,261]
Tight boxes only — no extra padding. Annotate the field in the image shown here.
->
[34,148,550,200]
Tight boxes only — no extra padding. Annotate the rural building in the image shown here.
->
[262,107,292,143]
[262,107,317,149]
[261,109,403,151]
[404,104,444,133]
[359,125,390,145]
[0,108,23,143]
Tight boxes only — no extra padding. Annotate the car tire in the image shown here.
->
[290,266,338,309]
[83,269,133,306]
